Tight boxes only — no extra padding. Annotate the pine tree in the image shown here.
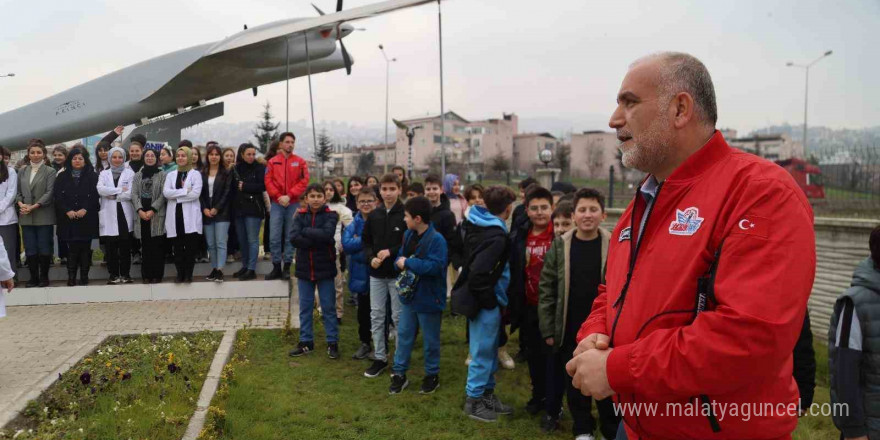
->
[252,102,280,153]
[315,128,334,180]
[356,152,375,176]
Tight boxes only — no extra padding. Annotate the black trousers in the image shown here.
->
[173,233,199,279]
[140,223,166,281]
[104,235,131,278]
[66,241,92,279]
[357,292,372,345]
[546,336,620,438]
[521,305,547,402]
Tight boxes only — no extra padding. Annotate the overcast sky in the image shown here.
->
[0,0,876,135]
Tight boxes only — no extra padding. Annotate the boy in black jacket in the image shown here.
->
[462,185,517,423]
[362,174,407,378]
[424,174,456,251]
[288,183,340,360]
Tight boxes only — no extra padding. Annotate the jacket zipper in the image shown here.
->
[310,211,316,281]
[610,182,663,346]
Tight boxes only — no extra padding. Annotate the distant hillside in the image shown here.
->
[750,124,880,152]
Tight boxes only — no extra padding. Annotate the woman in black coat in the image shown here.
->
[200,145,233,282]
[231,144,266,281]
[54,147,100,286]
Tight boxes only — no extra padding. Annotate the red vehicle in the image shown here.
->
[776,158,826,199]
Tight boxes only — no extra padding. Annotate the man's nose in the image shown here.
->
[609,105,624,129]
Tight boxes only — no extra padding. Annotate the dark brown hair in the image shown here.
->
[379,173,401,188]
[572,187,606,212]
[483,186,516,216]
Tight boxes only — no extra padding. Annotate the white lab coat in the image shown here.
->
[0,235,16,318]
[97,169,135,237]
[0,167,18,226]
[163,170,203,238]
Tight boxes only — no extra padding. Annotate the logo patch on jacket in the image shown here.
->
[292,162,299,166]
[668,207,704,236]
[618,227,632,242]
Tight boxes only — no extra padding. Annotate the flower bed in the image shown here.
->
[0,331,222,440]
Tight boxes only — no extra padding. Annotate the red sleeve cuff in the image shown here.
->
[606,343,637,394]
[576,321,606,344]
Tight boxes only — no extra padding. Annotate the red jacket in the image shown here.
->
[577,132,815,439]
[264,152,309,204]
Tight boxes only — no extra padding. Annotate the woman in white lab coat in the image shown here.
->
[163,146,203,283]
[97,147,135,284]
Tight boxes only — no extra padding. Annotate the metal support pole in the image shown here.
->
[285,37,290,132]
[608,165,615,209]
[305,32,319,179]
[384,59,390,174]
[802,67,809,152]
[438,0,446,178]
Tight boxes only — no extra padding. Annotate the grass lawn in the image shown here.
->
[0,331,222,440]
[200,311,835,440]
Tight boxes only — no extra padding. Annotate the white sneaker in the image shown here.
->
[464,353,472,366]
[498,348,515,370]
[574,435,595,440]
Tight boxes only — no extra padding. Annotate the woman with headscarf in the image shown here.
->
[131,149,167,283]
[163,146,203,283]
[231,144,265,281]
[0,147,18,280]
[443,173,467,225]
[54,147,100,286]
[97,147,135,284]
[17,142,56,287]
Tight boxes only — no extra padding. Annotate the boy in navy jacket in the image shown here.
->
[390,196,448,394]
[288,183,340,360]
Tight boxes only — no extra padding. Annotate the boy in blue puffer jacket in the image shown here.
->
[389,196,448,395]
[342,187,379,360]
[288,183,340,360]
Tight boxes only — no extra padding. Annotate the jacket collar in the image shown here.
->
[663,130,732,183]
[297,204,330,214]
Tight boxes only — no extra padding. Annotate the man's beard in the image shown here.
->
[619,113,673,174]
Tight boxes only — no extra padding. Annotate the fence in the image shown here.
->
[812,145,880,216]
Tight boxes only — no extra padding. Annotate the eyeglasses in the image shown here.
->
[358,200,376,205]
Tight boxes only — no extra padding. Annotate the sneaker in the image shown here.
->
[525,397,545,415]
[464,353,472,366]
[107,277,120,285]
[540,414,559,433]
[574,435,596,440]
[226,255,236,263]
[364,360,388,378]
[289,342,314,357]
[485,389,514,415]
[352,343,372,360]
[389,374,408,394]
[420,374,439,394]
[206,269,217,281]
[214,271,224,283]
[464,396,497,423]
[239,270,256,281]
[327,343,339,360]
[498,348,515,370]
[120,276,134,284]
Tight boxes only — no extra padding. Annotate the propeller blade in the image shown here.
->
[336,0,343,12]
[339,38,352,75]
[312,3,326,15]
[252,87,258,97]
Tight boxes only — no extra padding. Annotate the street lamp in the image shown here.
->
[379,44,397,174]
[0,73,14,78]
[786,50,833,151]
[539,148,555,185]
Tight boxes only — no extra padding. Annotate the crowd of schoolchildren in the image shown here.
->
[279,160,622,440]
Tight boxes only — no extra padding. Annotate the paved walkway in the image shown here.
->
[0,297,292,426]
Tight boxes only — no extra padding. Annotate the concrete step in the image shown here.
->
[5,278,290,306]
[17,261,279,282]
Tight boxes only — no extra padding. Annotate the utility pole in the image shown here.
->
[786,50,833,151]
[379,45,396,174]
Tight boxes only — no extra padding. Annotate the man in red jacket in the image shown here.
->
[566,52,816,439]
[264,131,309,280]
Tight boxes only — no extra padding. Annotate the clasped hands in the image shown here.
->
[564,332,616,400]
[65,209,88,220]
[370,249,391,269]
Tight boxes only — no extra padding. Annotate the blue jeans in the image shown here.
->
[204,221,230,270]
[393,305,442,376]
[235,215,262,271]
[269,202,298,264]
[297,278,338,344]
[22,225,54,256]
[466,306,501,398]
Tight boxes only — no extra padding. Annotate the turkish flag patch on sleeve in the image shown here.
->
[731,215,768,239]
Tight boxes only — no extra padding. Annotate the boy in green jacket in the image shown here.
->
[537,188,619,439]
